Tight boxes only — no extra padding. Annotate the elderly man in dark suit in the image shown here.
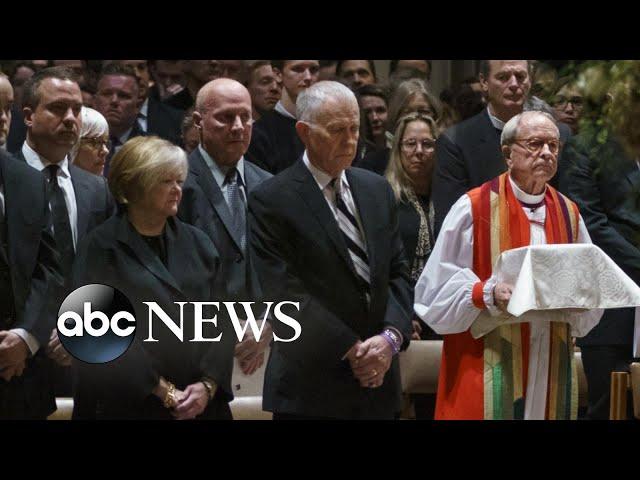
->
[561,132,640,419]
[0,149,64,419]
[15,66,114,395]
[249,81,413,419]
[178,78,272,376]
[432,60,572,237]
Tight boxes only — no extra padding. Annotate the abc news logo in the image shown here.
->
[57,284,301,364]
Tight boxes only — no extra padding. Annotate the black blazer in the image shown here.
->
[246,109,304,174]
[71,212,236,419]
[0,151,64,418]
[432,109,571,237]
[561,134,640,347]
[248,159,413,419]
[146,97,184,146]
[178,148,272,300]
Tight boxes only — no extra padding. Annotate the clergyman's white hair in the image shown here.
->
[501,110,558,146]
[296,81,357,123]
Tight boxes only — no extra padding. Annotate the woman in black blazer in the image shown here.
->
[71,136,235,420]
[385,113,440,418]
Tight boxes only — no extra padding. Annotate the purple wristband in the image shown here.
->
[381,329,401,355]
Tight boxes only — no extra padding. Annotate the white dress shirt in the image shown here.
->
[414,177,603,419]
[302,151,367,250]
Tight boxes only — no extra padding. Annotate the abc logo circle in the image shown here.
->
[57,284,136,364]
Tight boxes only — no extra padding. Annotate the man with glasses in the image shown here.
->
[415,111,603,419]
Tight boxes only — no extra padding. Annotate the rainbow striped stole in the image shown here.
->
[469,173,580,420]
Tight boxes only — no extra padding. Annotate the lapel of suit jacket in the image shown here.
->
[243,162,262,192]
[69,165,90,239]
[163,217,192,300]
[191,149,243,252]
[345,169,378,280]
[291,159,355,276]
[13,149,26,164]
[476,111,505,174]
[146,97,157,133]
[116,213,183,295]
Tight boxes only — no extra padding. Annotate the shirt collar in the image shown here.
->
[509,174,545,205]
[22,141,71,178]
[198,144,245,188]
[302,151,347,191]
[486,106,506,131]
[139,98,148,119]
[275,100,296,120]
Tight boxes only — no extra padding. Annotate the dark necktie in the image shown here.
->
[46,164,74,278]
[330,178,370,298]
[224,168,246,251]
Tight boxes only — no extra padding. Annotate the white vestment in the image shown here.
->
[414,177,604,419]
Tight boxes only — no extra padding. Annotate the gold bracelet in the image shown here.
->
[163,382,178,409]
[201,378,217,401]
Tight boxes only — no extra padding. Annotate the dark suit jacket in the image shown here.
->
[246,109,304,174]
[432,108,572,237]
[248,159,413,419]
[71,212,235,419]
[14,149,115,249]
[146,97,184,146]
[561,134,640,347]
[0,151,64,419]
[6,106,27,154]
[178,149,272,301]
[355,147,390,175]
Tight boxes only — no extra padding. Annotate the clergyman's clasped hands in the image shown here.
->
[346,335,393,389]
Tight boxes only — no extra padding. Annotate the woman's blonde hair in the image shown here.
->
[108,136,188,205]
[385,112,439,202]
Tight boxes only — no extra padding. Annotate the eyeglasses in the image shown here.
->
[513,137,561,155]
[550,95,584,110]
[80,137,109,150]
[401,138,436,153]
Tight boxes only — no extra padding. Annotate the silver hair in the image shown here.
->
[501,110,558,146]
[296,81,357,123]
[70,107,110,161]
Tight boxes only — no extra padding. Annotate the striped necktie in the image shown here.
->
[224,167,246,251]
[330,178,370,296]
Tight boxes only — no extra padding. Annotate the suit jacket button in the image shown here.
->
[235,255,243,263]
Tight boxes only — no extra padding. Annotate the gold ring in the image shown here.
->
[372,369,378,376]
